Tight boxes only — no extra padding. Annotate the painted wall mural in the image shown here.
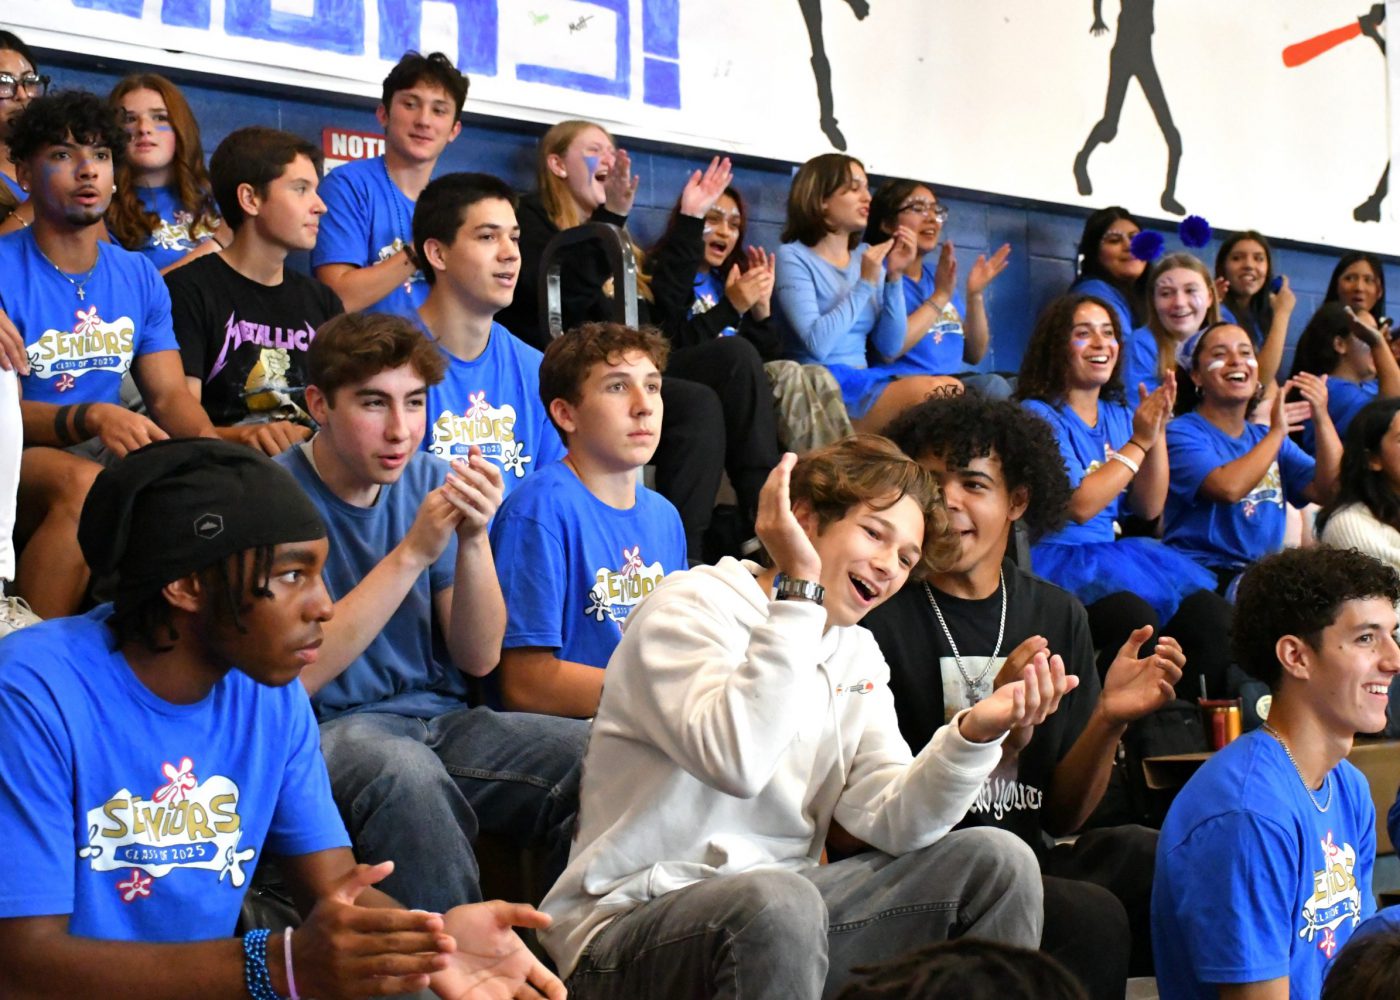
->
[7,1,1398,254]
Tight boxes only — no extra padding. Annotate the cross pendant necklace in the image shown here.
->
[36,243,98,301]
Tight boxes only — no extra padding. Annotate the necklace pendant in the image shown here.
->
[965,676,992,706]
[76,287,84,301]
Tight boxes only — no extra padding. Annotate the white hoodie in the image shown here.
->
[539,557,1007,976]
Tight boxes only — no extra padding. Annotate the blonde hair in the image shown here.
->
[790,434,958,579]
[536,119,651,300]
[1146,252,1220,382]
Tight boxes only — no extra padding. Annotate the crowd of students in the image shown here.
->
[2,29,1400,1000]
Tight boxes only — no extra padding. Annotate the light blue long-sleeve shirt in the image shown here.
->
[776,241,908,368]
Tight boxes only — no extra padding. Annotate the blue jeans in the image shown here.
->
[566,827,1041,1000]
[318,707,588,912]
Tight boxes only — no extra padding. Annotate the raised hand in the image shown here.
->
[431,901,565,1000]
[1132,370,1175,444]
[404,486,466,569]
[745,246,777,319]
[933,241,958,300]
[1270,273,1296,315]
[961,649,1079,743]
[679,155,733,218]
[967,243,1011,296]
[885,225,919,275]
[1100,625,1183,726]
[1289,370,1331,423]
[991,634,1051,752]
[725,258,775,317]
[755,453,822,582]
[603,148,641,215]
[860,240,894,284]
[445,445,506,538]
[292,862,454,999]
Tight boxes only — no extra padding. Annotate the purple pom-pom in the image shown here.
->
[1178,215,1212,249]
[1130,230,1165,263]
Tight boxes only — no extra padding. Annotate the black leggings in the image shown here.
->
[1085,589,1234,700]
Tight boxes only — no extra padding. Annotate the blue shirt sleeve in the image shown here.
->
[775,242,877,363]
[265,686,351,857]
[1165,811,1298,986]
[136,257,179,356]
[1167,417,1220,503]
[869,274,910,363]
[1022,400,1080,483]
[311,167,370,270]
[1277,436,1317,507]
[492,511,569,651]
[0,671,78,918]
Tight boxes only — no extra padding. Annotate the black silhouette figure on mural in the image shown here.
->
[1073,0,1185,215]
[798,0,869,150]
[1353,5,1387,221]
[1283,5,1387,220]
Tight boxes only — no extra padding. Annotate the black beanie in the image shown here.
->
[78,438,326,595]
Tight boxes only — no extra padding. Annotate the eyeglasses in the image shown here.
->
[702,209,743,229]
[1100,230,1140,247]
[0,73,50,100]
[898,199,949,223]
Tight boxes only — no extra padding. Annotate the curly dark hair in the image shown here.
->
[1232,546,1400,689]
[834,938,1087,1000]
[1316,397,1400,536]
[1321,923,1400,1000]
[7,89,128,166]
[1289,302,1353,379]
[1324,250,1387,321]
[1015,293,1127,405]
[884,393,1072,541]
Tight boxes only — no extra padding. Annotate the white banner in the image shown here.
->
[8,1,1397,255]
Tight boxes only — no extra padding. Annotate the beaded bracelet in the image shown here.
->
[243,928,283,1000]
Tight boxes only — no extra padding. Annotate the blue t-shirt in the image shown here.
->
[775,241,907,368]
[690,270,737,336]
[1165,413,1314,570]
[1023,398,1134,544]
[1070,277,1136,337]
[420,321,563,501]
[490,459,687,669]
[312,157,426,318]
[0,607,349,940]
[1153,731,1374,999]
[277,447,464,720]
[1301,378,1378,456]
[1124,325,1166,396]
[0,229,179,404]
[130,184,218,271]
[883,262,968,376]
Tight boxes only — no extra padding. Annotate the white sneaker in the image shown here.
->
[0,595,41,638]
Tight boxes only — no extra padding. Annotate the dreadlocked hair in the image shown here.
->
[110,544,278,653]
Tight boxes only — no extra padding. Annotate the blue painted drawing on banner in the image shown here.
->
[72,0,680,108]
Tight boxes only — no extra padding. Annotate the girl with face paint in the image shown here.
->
[1016,294,1221,685]
[1123,253,1220,398]
[1213,230,1293,385]
[861,178,1013,400]
[105,74,229,275]
[1165,324,1341,589]
[1288,301,1400,455]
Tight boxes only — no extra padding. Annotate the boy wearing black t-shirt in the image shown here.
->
[166,127,343,456]
[862,394,1184,995]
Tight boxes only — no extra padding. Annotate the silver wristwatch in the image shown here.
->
[774,574,825,605]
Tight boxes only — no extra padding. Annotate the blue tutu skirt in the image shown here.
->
[1030,537,1217,623]
[826,363,897,420]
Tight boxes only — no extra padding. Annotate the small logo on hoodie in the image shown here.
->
[835,679,875,696]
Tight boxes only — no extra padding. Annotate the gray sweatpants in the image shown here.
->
[565,826,1042,1000]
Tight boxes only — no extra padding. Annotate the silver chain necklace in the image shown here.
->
[924,569,1006,705]
[36,243,98,301]
[1261,723,1332,813]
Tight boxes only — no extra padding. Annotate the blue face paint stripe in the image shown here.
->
[583,155,601,176]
